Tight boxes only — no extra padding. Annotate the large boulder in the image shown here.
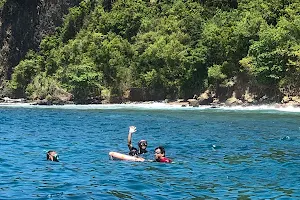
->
[197,90,213,105]
[225,96,243,106]
[33,99,52,105]
[243,89,257,104]
[281,96,290,103]
[291,96,300,103]
[282,96,300,107]
[187,99,199,107]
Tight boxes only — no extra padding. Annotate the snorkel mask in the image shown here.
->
[47,151,59,162]
[52,154,59,162]
[138,140,148,148]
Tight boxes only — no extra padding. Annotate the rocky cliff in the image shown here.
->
[0,0,80,82]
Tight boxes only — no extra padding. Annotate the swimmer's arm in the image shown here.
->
[127,126,136,150]
[127,132,133,149]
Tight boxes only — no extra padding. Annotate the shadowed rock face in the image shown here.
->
[0,0,80,81]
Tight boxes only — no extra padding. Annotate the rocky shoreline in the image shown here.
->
[1,96,300,109]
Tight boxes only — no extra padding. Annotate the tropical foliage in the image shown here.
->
[0,0,6,8]
[7,0,300,103]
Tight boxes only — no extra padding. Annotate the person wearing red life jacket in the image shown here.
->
[154,146,172,163]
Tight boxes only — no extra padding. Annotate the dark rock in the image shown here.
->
[34,99,52,105]
[0,0,81,82]
[198,97,213,105]
[126,87,147,101]
[101,99,110,104]
[110,96,122,104]
[125,87,165,102]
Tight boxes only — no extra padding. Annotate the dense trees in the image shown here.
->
[6,0,300,103]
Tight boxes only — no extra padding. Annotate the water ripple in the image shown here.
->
[0,107,299,199]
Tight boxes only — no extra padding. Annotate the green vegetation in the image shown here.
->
[0,0,6,8]
[7,0,300,103]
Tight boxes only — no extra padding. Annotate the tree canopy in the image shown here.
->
[6,0,300,103]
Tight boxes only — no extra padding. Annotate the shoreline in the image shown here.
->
[1,101,300,113]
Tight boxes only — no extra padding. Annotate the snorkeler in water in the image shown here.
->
[127,126,148,156]
[46,150,59,162]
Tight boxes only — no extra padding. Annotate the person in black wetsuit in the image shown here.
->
[127,126,148,156]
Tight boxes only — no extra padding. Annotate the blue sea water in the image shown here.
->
[0,104,299,199]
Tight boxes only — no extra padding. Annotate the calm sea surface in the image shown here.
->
[0,104,299,199]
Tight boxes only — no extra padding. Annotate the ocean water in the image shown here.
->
[0,104,299,199]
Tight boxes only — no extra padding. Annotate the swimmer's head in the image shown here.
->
[154,146,165,161]
[281,136,290,140]
[47,151,59,162]
[138,140,148,149]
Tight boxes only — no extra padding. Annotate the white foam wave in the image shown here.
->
[217,104,300,113]
[0,102,300,113]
